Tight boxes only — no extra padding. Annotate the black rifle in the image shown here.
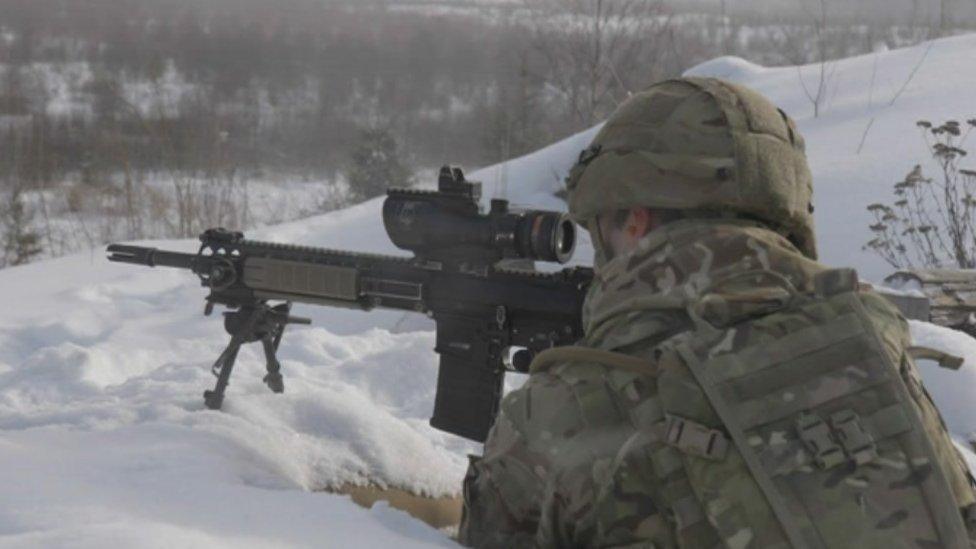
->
[107,166,593,442]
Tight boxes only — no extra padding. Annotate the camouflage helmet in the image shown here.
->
[566,77,817,259]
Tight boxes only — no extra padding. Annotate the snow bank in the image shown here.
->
[0,426,454,548]
[683,55,767,81]
[0,251,467,547]
[0,252,475,494]
[3,33,976,547]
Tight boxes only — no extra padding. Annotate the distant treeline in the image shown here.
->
[1,0,531,183]
[0,0,970,188]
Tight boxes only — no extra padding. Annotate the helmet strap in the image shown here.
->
[587,217,614,269]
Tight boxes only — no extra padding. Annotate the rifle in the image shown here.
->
[106,166,593,442]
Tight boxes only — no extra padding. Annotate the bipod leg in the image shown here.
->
[203,306,263,410]
[204,340,243,409]
[260,302,308,394]
[261,334,284,393]
[270,302,298,351]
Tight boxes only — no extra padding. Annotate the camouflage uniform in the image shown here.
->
[459,78,976,548]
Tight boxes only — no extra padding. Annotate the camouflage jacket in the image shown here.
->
[458,219,976,548]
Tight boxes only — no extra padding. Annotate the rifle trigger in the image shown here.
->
[495,306,507,330]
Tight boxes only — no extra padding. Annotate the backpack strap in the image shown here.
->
[529,346,659,376]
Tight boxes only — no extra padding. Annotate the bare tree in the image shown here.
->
[526,0,674,130]
[479,46,547,165]
[719,0,739,55]
[940,0,951,36]
[796,0,836,118]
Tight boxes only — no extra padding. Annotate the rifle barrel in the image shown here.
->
[106,244,196,269]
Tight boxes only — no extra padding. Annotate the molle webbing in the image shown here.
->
[676,342,819,549]
[669,287,973,549]
[756,402,913,477]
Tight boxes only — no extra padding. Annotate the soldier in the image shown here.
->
[459,77,976,548]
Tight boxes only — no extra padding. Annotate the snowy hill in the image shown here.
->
[3,34,976,547]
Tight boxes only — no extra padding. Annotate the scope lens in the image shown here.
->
[522,212,576,263]
[555,217,575,260]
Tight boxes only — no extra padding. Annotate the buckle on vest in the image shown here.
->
[830,410,878,466]
[796,412,846,469]
[665,414,729,461]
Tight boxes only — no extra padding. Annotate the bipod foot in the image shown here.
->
[203,389,225,410]
[263,371,284,393]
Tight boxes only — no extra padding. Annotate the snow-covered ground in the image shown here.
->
[3,34,976,547]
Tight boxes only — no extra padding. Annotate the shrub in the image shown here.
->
[865,118,976,269]
[1,187,43,267]
[344,126,414,202]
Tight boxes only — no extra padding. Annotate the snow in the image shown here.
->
[680,55,767,81]
[0,250,466,547]
[0,428,455,548]
[4,33,976,547]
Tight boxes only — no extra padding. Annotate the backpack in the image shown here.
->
[532,268,976,548]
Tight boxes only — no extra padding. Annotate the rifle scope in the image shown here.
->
[383,166,577,266]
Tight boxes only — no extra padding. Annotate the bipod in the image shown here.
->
[203,302,311,410]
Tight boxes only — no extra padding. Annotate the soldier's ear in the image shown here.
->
[627,207,653,238]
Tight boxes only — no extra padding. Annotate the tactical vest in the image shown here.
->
[532,268,976,548]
